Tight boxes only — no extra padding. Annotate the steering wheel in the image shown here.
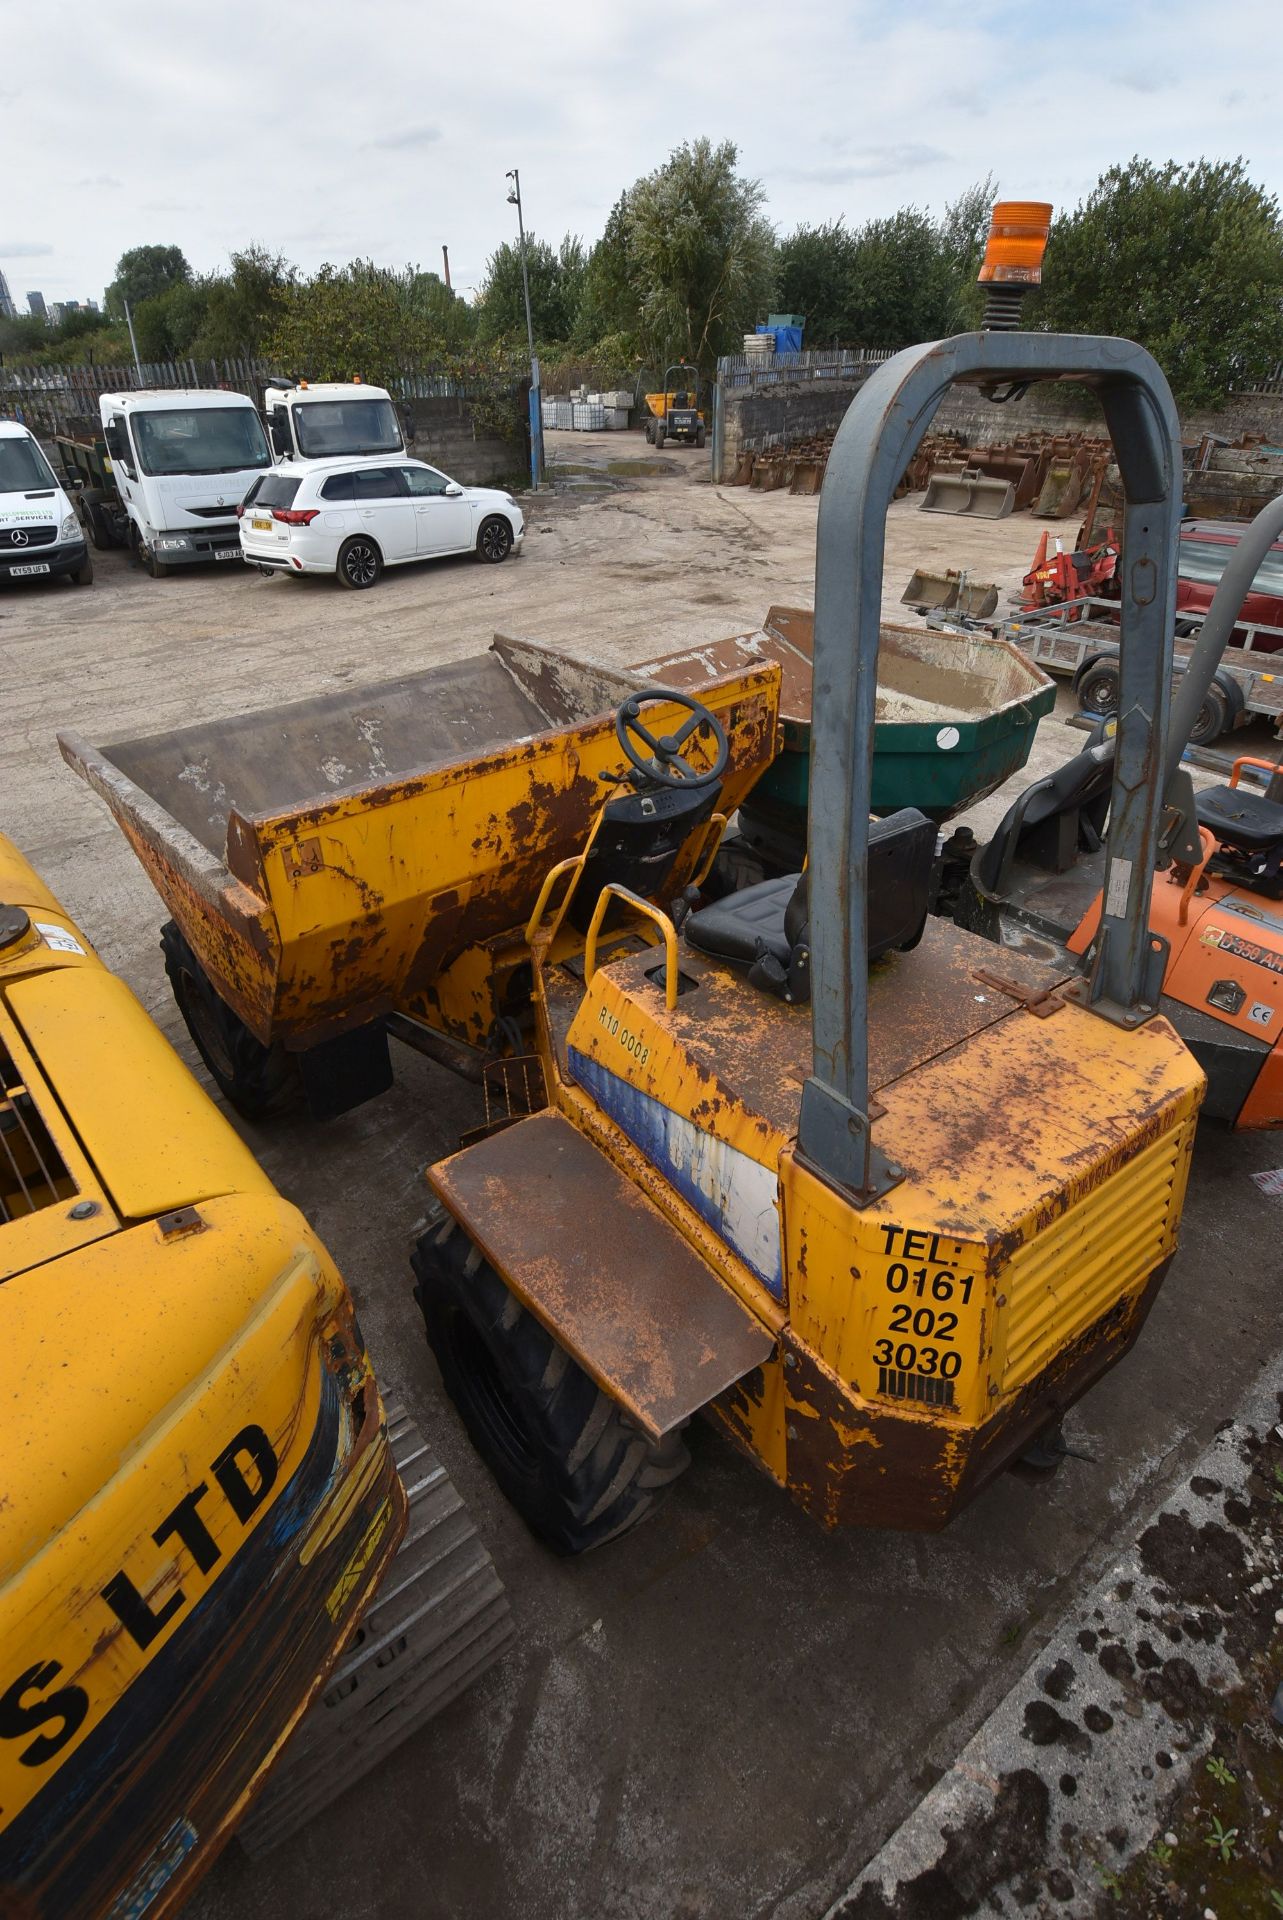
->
[614,687,730,789]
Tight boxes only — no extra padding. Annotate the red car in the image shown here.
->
[1176,520,1283,649]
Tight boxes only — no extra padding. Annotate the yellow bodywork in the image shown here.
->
[643,391,705,424]
[509,899,1203,1530]
[0,836,402,1919]
[62,648,778,1056]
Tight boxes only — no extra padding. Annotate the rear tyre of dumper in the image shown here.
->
[160,920,299,1120]
[412,1209,689,1554]
[695,425,706,449]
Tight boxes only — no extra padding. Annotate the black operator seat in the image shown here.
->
[1195,782,1283,858]
[973,741,1115,893]
[683,808,937,1004]
[566,780,722,934]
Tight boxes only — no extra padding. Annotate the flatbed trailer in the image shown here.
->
[52,426,129,550]
[1004,596,1283,745]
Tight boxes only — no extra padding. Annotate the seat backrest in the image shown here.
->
[784,808,936,962]
[975,743,1114,895]
[566,781,721,933]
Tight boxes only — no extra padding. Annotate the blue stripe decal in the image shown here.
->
[569,1048,784,1299]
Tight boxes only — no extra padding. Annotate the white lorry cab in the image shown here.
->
[0,420,93,586]
[263,379,407,463]
[99,389,272,576]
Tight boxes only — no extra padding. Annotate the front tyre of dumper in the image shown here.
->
[412,1211,689,1554]
[160,920,299,1120]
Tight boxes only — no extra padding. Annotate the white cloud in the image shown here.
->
[1,0,1279,303]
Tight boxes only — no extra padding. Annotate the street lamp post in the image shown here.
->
[506,167,543,489]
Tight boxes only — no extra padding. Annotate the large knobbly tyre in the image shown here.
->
[412,1209,690,1555]
[160,920,298,1120]
[237,1403,514,1856]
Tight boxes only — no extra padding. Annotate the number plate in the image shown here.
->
[215,548,243,560]
[251,517,272,532]
[9,562,50,576]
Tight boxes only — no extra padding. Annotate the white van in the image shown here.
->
[0,420,93,586]
[263,380,406,463]
[99,390,273,576]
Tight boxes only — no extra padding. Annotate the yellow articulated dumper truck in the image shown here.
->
[0,836,510,1917]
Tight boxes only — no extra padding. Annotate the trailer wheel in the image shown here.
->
[160,921,299,1120]
[1188,680,1231,748]
[412,1213,689,1555]
[1077,659,1120,718]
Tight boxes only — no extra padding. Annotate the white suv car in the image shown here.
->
[238,457,523,588]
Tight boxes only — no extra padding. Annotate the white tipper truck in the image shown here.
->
[262,379,408,463]
[97,389,273,576]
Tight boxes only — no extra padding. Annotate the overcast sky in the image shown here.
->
[3,0,1278,310]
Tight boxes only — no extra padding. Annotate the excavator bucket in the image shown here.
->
[971,451,1042,510]
[1035,447,1090,517]
[901,565,959,609]
[920,465,1015,518]
[901,567,999,619]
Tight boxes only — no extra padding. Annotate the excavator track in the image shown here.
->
[237,1403,513,1856]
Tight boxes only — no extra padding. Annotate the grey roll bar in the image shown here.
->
[798,331,1182,1204]
[1166,494,1283,782]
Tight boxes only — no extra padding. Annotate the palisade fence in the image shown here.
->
[715,347,897,391]
[0,355,530,442]
[715,347,1283,397]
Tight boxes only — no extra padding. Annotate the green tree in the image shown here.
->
[575,195,641,349]
[628,139,776,372]
[265,260,470,383]
[1035,158,1283,409]
[476,232,585,346]
[105,244,191,318]
[132,279,209,358]
[845,208,955,348]
[940,174,998,331]
[776,220,860,346]
[192,246,295,358]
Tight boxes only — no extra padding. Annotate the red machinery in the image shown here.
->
[1021,526,1118,613]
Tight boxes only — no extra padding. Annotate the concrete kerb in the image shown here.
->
[825,1359,1283,1918]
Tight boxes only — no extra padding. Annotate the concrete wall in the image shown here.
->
[402,392,528,488]
[715,369,1283,482]
[716,371,876,478]
[933,383,1283,450]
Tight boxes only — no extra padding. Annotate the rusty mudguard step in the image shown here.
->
[429,1109,774,1442]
